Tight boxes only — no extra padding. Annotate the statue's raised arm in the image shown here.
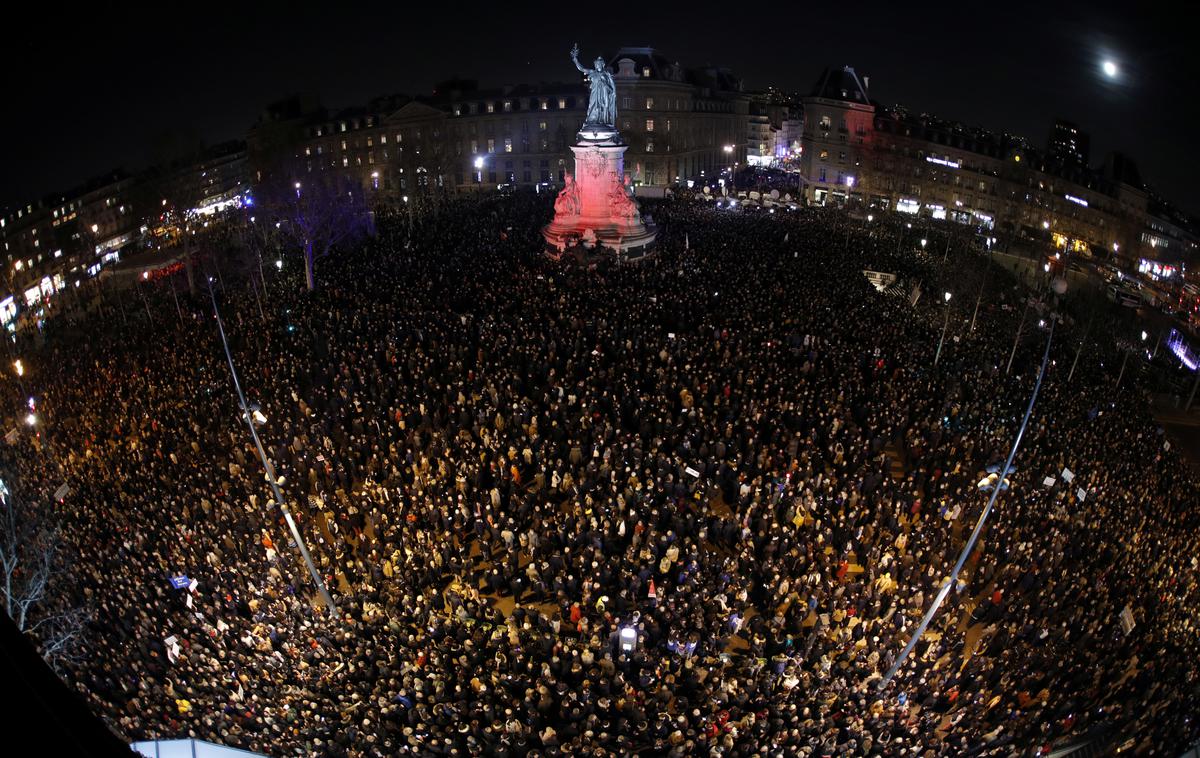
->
[570,43,588,75]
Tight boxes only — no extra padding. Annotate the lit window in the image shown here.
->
[487,102,495,113]
[558,98,566,109]
[380,135,387,144]
[539,121,547,131]
[305,147,312,156]
[646,140,654,152]
[645,98,654,109]
[504,138,512,153]
[539,99,548,110]
[503,101,512,112]
[471,140,478,154]
[645,119,654,132]
[366,136,373,147]
[342,156,349,167]
[643,66,651,77]
[341,140,347,151]
[487,139,495,153]
[340,122,347,132]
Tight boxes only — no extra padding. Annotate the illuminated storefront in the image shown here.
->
[0,296,16,325]
[1139,258,1176,280]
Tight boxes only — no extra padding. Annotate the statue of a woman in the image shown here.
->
[571,44,616,129]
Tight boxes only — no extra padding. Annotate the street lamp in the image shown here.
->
[12,359,22,377]
[935,291,952,365]
[24,413,36,426]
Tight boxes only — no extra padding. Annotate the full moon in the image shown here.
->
[1103,60,1118,77]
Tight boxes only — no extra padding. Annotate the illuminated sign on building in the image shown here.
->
[1167,329,1198,371]
[1138,258,1176,280]
[1065,194,1089,207]
[896,198,920,214]
[925,156,961,169]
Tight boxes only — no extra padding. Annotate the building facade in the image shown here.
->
[798,66,1198,269]
[254,47,749,203]
[1,143,249,329]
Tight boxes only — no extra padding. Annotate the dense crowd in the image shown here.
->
[2,193,1198,756]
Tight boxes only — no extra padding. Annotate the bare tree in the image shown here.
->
[264,175,374,291]
[0,492,88,671]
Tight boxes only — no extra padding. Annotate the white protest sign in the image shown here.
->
[1076,488,1087,502]
[1062,468,1075,483]
[1042,476,1056,487]
[1120,606,1135,635]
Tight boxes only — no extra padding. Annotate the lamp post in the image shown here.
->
[970,237,993,333]
[1067,313,1092,383]
[1007,296,1034,375]
[879,315,1057,691]
[207,281,337,615]
[935,291,952,365]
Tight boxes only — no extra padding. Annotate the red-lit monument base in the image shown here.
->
[543,127,657,261]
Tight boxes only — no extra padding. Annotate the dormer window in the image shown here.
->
[642,66,651,78]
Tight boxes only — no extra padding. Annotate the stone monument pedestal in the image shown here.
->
[543,126,656,260]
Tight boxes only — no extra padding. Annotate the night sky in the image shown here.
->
[3,2,1195,214]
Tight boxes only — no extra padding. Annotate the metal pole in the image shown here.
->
[879,317,1057,690]
[934,306,950,365]
[942,233,950,263]
[970,247,992,334]
[213,254,227,294]
[207,282,338,615]
[138,283,153,325]
[1115,349,1130,393]
[251,274,267,324]
[1067,314,1092,384]
[1007,298,1031,375]
[170,276,183,324]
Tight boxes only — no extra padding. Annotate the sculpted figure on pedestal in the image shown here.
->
[571,44,616,129]
[554,172,582,218]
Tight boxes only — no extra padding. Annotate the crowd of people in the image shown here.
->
[2,192,1198,756]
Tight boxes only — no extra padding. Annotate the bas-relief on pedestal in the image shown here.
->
[543,45,657,259]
